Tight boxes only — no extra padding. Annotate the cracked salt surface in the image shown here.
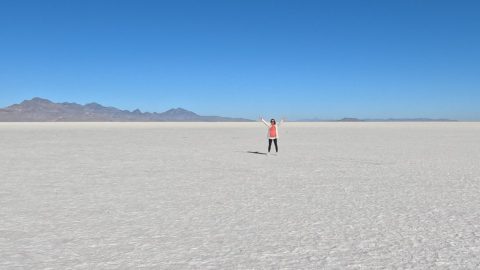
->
[1,122,480,269]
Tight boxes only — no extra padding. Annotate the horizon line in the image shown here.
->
[1,97,476,122]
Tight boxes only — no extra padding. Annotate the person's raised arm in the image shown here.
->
[260,117,270,127]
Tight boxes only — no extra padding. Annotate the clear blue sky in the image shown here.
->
[1,0,479,120]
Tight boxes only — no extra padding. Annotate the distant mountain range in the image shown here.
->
[297,117,457,122]
[0,98,459,122]
[0,98,252,122]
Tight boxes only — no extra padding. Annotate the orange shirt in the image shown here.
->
[269,125,277,137]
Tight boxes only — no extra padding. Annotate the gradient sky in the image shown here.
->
[1,0,479,120]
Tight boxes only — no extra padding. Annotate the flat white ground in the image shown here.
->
[1,122,480,269]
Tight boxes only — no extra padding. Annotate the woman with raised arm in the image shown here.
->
[260,117,284,154]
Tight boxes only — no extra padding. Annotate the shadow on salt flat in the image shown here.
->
[246,151,267,155]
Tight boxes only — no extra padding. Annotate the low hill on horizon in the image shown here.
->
[0,98,252,122]
[297,117,457,122]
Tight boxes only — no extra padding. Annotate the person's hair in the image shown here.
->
[270,119,276,125]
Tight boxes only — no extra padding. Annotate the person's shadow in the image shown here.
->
[246,151,267,155]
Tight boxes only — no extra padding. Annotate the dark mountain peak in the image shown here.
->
[168,107,189,112]
[85,102,105,109]
[32,97,52,102]
[162,107,198,116]
[21,97,53,105]
[7,97,56,112]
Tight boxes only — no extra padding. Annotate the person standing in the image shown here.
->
[260,117,284,153]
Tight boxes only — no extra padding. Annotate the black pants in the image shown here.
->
[268,138,278,152]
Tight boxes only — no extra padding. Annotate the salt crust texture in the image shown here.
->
[1,122,479,269]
